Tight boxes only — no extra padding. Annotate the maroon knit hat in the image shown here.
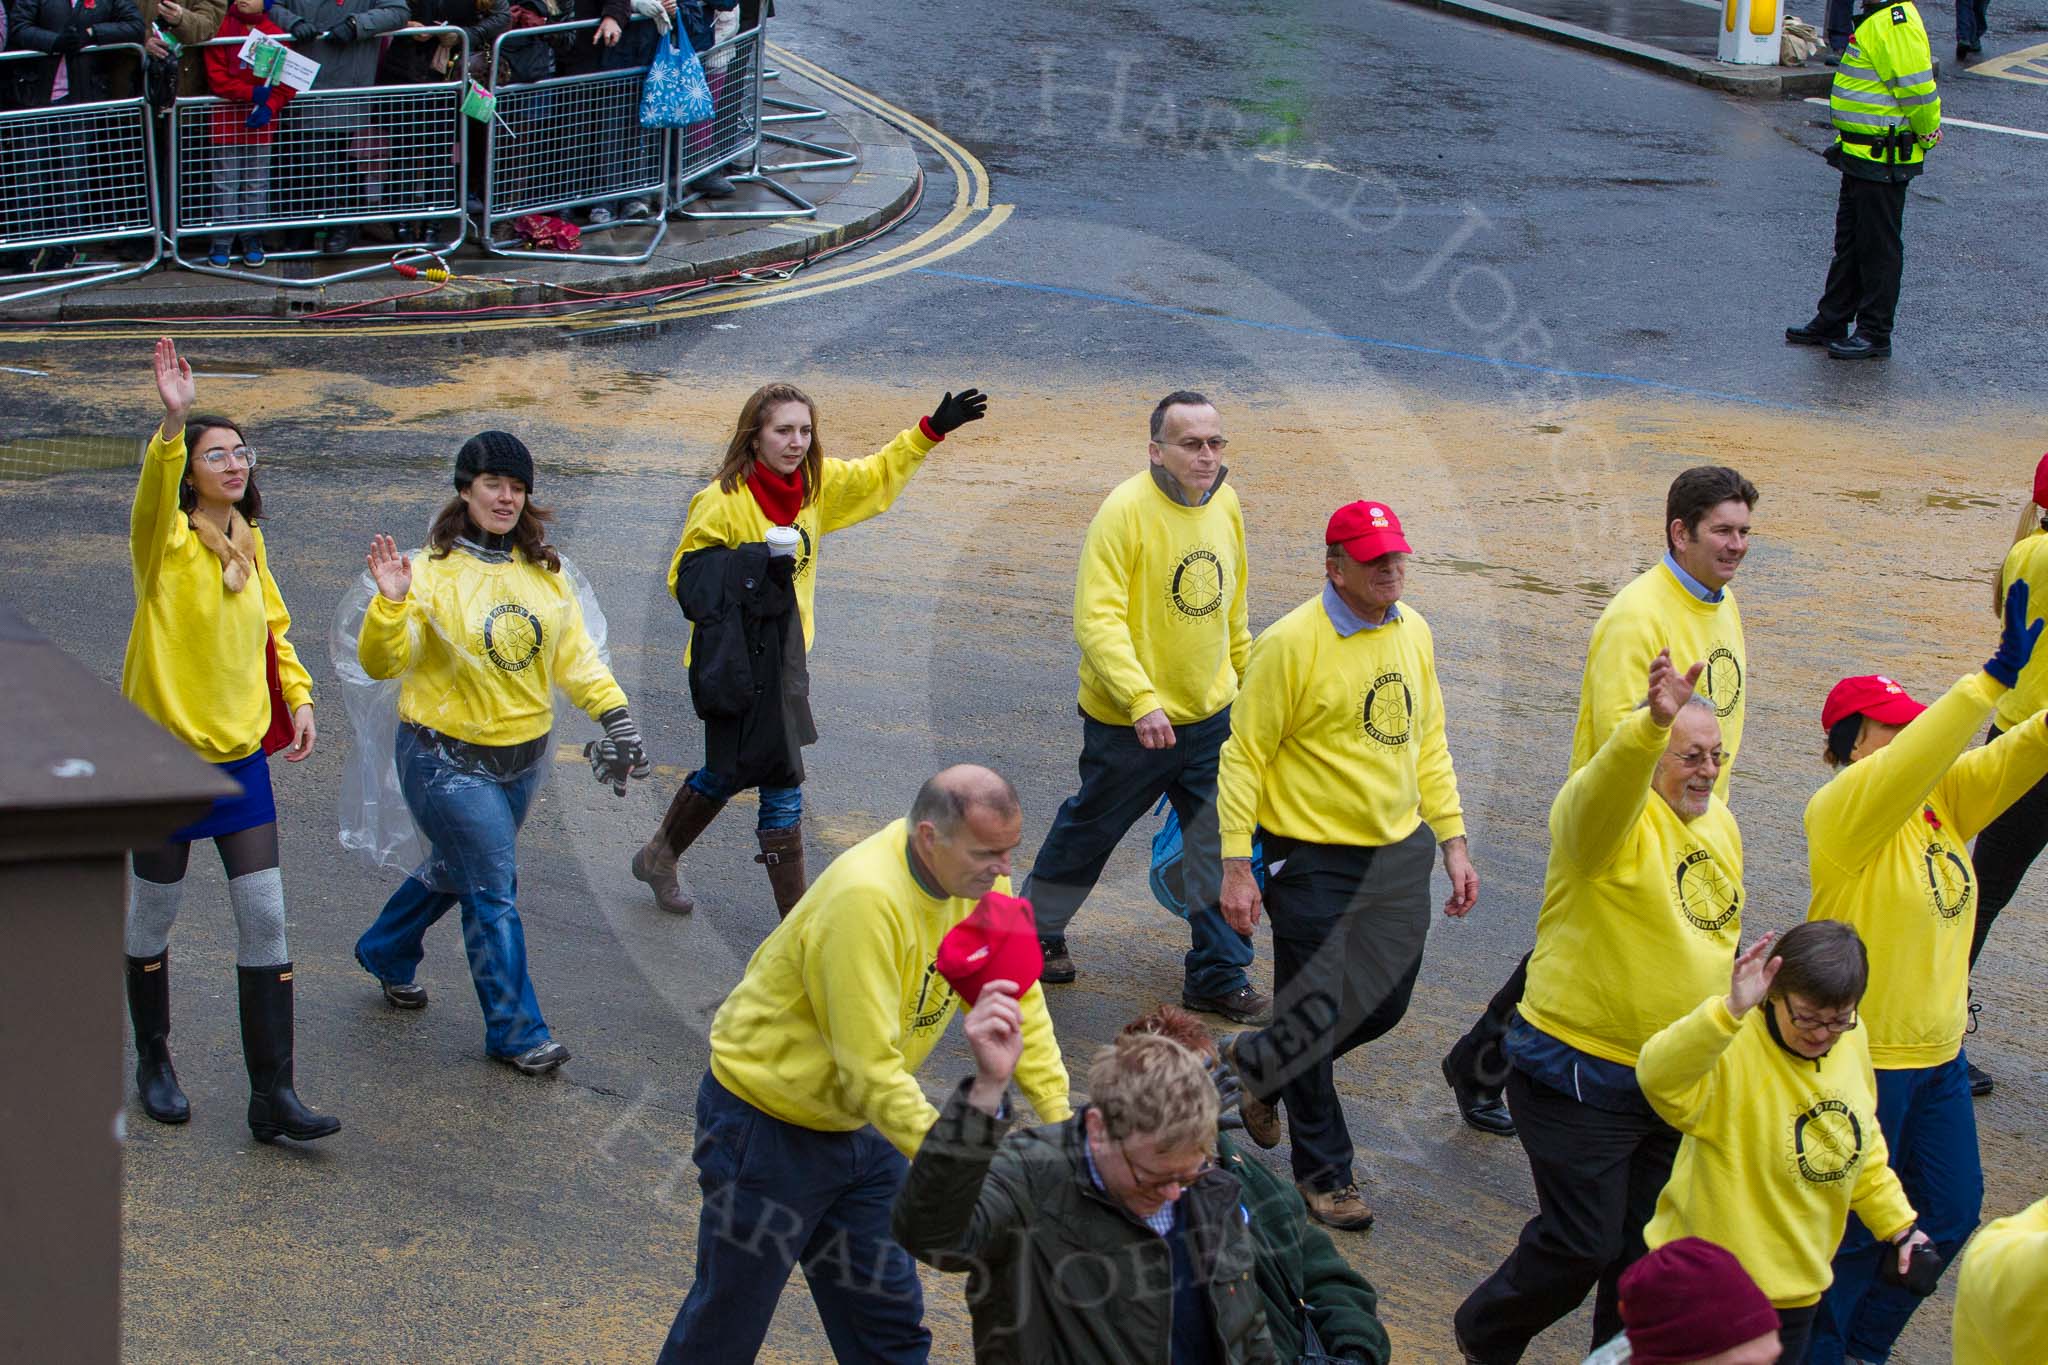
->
[1621,1238,1780,1364]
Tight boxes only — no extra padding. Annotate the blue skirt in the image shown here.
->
[170,746,278,843]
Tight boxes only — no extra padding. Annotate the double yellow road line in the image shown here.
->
[5,45,1010,343]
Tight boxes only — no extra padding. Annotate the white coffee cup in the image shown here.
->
[765,526,801,559]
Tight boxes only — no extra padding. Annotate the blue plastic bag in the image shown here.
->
[1149,796,1263,920]
[639,25,715,129]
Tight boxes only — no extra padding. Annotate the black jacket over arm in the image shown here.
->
[674,541,814,790]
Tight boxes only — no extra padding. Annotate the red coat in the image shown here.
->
[203,12,299,144]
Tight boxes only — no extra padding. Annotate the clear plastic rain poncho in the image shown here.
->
[329,547,612,884]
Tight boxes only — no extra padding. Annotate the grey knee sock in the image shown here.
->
[125,876,185,958]
[228,867,289,967]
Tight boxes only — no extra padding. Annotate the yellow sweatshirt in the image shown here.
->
[1994,531,2048,731]
[1519,707,1744,1066]
[1805,671,2048,1069]
[1572,562,1746,799]
[1217,594,1463,857]
[1953,1196,2048,1365]
[121,430,313,764]
[1073,471,1251,726]
[358,544,627,747]
[666,427,937,652]
[709,819,1073,1158]
[1640,995,1915,1309]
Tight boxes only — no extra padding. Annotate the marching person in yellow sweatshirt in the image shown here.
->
[1214,500,1477,1234]
[1960,451,2048,1097]
[353,431,649,1077]
[633,381,989,919]
[1024,390,1262,1021]
[1456,649,1742,1364]
[1951,1193,2048,1365]
[1803,584,2048,1365]
[1638,922,1930,1365]
[1443,465,1756,1140]
[120,338,337,1145]
[654,765,1071,1364]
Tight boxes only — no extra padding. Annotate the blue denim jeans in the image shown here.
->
[686,767,802,832]
[355,726,551,1058]
[1023,706,1252,997]
[657,1071,929,1365]
[1809,1053,1982,1364]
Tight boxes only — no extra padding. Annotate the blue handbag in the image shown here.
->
[1149,796,1263,920]
[638,24,715,129]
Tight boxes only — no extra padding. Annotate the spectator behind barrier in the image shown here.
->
[557,0,657,226]
[894,1022,1280,1363]
[1129,1005,1391,1365]
[200,0,294,267]
[5,0,145,271]
[1580,1237,1781,1364]
[379,0,506,247]
[270,0,405,254]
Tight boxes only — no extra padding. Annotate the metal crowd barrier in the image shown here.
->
[0,44,162,305]
[168,30,470,287]
[481,18,670,263]
[667,22,822,222]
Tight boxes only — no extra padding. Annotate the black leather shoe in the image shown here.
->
[1183,984,1273,1026]
[1829,334,1891,359]
[1968,1061,1994,1097]
[1440,1052,1516,1137]
[1039,936,1076,984]
[1786,321,1842,346]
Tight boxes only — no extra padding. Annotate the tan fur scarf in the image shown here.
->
[188,509,257,592]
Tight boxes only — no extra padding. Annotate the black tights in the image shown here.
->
[132,823,280,885]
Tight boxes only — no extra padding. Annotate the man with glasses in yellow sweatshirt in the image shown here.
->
[655,765,1073,1364]
[1214,500,1478,1233]
[1026,390,1265,1023]
[1637,921,1931,1365]
[1802,582,2048,1365]
[1443,465,1756,1139]
[1456,650,1742,1364]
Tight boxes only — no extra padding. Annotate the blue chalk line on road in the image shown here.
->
[913,267,1803,410]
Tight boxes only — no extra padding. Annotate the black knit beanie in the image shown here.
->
[454,431,535,492]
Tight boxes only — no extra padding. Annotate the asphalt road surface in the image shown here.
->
[4,0,2046,1360]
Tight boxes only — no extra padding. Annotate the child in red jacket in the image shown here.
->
[202,0,296,267]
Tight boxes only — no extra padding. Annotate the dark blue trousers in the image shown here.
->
[1024,706,1252,997]
[1809,1054,1982,1364]
[657,1071,930,1365]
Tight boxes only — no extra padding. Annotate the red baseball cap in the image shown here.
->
[2033,451,2048,509]
[1822,675,1928,732]
[1326,501,1412,561]
[934,891,1043,1007]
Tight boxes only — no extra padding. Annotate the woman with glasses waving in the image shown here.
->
[120,338,338,1145]
[1801,586,2048,1365]
[1636,923,1930,1365]
[631,382,988,921]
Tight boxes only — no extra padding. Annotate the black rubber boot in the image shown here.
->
[238,964,340,1143]
[125,952,190,1125]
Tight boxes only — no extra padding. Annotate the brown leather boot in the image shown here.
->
[755,824,807,918]
[631,785,725,915]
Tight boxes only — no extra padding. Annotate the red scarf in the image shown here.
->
[746,460,806,525]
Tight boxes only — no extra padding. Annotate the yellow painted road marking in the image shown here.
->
[1969,40,2048,84]
[1,42,1011,344]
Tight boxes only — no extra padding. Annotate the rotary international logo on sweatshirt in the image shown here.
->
[1786,1090,1865,1186]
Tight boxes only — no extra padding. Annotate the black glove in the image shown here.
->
[52,23,86,51]
[322,17,358,41]
[289,18,317,40]
[1985,580,2043,688]
[583,707,650,796]
[926,388,988,437]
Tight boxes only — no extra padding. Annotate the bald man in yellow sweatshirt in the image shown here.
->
[655,766,1072,1365]
[1456,650,1742,1364]
[1214,501,1477,1234]
[1442,465,1756,1138]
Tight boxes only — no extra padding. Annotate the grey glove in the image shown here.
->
[583,707,650,796]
